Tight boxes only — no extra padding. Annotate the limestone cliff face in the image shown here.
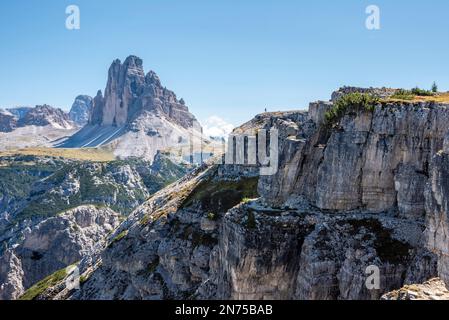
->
[26,88,449,300]
[260,102,449,216]
[425,149,449,288]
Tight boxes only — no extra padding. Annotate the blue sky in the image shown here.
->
[1,0,449,125]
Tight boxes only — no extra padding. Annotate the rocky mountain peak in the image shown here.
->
[123,55,143,69]
[69,95,93,126]
[18,105,74,129]
[89,91,104,125]
[145,70,161,87]
[89,55,197,129]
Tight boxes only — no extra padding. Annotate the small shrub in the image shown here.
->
[390,89,415,100]
[411,87,434,96]
[325,93,379,125]
[432,82,438,93]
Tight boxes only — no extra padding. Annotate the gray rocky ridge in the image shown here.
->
[0,105,74,133]
[17,105,75,129]
[0,105,78,150]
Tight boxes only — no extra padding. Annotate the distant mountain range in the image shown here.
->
[1,55,213,163]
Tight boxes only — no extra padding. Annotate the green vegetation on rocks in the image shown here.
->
[181,177,259,213]
[2,155,187,225]
[19,266,68,300]
[108,230,128,247]
[325,93,379,125]
[390,87,436,101]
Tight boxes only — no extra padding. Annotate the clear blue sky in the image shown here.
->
[1,0,449,125]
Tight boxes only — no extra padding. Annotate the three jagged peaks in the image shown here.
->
[88,55,196,129]
[61,55,203,161]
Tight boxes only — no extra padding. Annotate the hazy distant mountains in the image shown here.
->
[0,105,75,132]
[0,100,91,134]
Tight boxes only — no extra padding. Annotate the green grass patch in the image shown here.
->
[181,177,259,213]
[19,267,68,300]
[108,230,128,248]
[390,87,435,101]
[390,89,415,100]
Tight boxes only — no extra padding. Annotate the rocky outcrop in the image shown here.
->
[6,107,32,120]
[69,95,93,126]
[260,102,449,214]
[61,56,205,162]
[218,208,435,300]
[60,162,437,301]
[382,278,449,300]
[89,56,196,129]
[0,152,188,300]
[12,105,74,129]
[331,87,397,102]
[0,205,120,300]
[0,110,17,132]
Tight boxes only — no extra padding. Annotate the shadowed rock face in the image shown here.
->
[89,56,197,129]
[260,102,449,214]
[425,150,449,288]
